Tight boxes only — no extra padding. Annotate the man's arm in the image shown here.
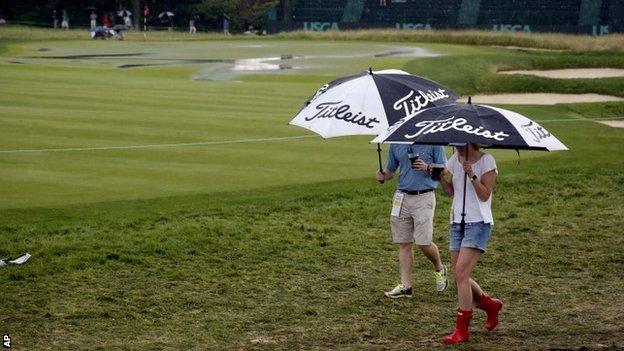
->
[376,168,396,182]
[377,145,398,181]
[439,170,454,197]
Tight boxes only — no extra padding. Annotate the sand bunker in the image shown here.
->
[458,93,624,105]
[497,46,565,52]
[598,120,624,128]
[30,53,147,59]
[499,68,624,79]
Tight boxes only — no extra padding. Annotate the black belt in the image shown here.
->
[400,188,434,195]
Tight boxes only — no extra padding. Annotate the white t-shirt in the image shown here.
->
[446,152,498,224]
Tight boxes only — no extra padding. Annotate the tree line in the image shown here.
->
[0,0,279,32]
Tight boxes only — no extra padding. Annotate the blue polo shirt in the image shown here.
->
[387,144,447,191]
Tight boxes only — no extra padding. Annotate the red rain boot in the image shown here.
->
[475,293,503,331]
[442,309,473,345]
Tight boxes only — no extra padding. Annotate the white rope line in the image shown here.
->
[0,117,621,154]
[535,116,624,122]
[0,135,318,154]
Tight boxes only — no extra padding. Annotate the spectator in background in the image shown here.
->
[143,4,149,31]
[166,15,173,31]
[380,0,387,5]
[189,15,197,34]
[102,12,111,27]
[52,9,59,28]
[90,11,97,29]
[123,14,132,27]
[61,9,69,29]
[223,15,230,35]
[0,10,6,25]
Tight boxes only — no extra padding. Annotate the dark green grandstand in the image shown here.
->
[271,0,623,34]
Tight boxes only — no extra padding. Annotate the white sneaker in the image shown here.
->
[434,265,448,292]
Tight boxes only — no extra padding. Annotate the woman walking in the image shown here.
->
[439,143,503,345]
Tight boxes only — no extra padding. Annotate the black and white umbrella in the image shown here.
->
[289,68,458,176]
[380,98,567,231]
[158,11,175,18]
[380,98,567,151]
[117,10,132,17]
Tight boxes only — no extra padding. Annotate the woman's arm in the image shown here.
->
[471,169,497,202]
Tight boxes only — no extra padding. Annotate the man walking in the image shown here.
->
[376,143,448,298]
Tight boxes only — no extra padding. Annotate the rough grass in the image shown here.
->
[1,111,623,349]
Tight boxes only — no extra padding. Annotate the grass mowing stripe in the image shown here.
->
[0,135,318,154]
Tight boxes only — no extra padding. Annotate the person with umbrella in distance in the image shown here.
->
[158,11,174,30]
[438,142,502,344]
[375,143,449,298]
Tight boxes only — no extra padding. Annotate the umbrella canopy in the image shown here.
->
[381,99,568,233]
[289,69,459,139]
[158,11,175,18]
[380,100,568,151]
[90,26,107,39]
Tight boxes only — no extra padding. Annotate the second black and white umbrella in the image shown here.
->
[380,100,568,151]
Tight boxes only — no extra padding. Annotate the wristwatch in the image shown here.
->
[471,174,478,181]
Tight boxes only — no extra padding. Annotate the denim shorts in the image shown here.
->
[449,222,492,253]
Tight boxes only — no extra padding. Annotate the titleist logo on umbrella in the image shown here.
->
[521,121,551,143]
[305,101,380,128]
[308,84,329,104]
[405,116,510,141]
[394,89,450,119]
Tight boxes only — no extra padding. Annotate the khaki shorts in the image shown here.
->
[390,191,435,245]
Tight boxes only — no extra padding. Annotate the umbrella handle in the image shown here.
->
[461,143,468,236]
[377,143,384,184]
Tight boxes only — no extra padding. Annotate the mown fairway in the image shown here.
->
[0,28,623,350]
